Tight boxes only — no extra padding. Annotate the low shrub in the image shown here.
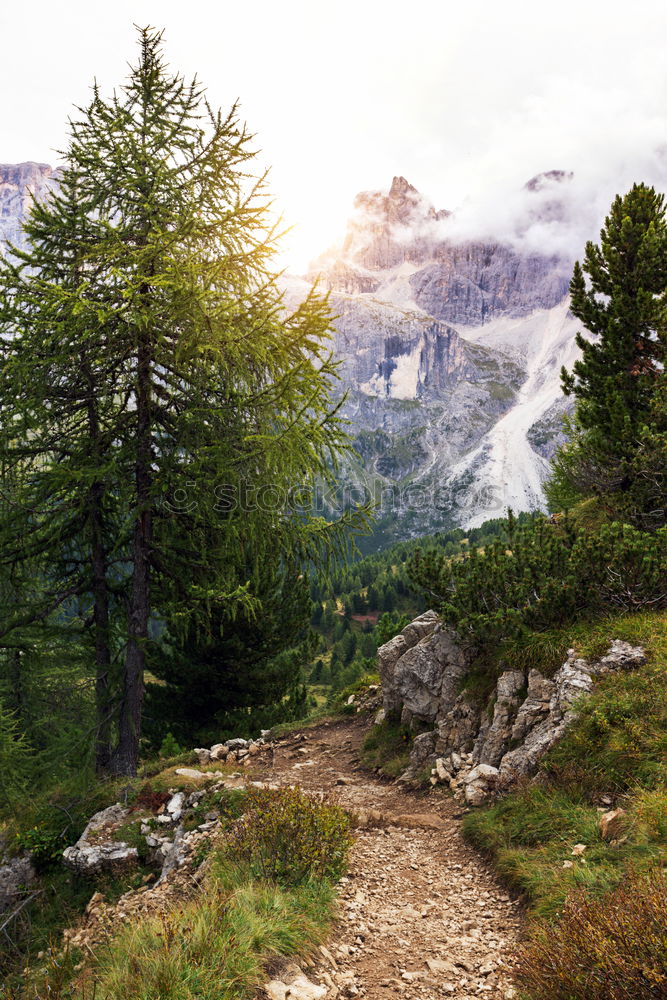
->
[514,868,667,1000]
[409,515,667,647]
[158,731,183,757]
[131,781,171,813]
[225,786,352,886]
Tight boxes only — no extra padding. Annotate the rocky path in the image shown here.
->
[259,716,522,1000]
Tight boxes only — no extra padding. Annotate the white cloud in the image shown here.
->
[1,0,666,269]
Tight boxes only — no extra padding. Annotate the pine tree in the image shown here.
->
[144,564,313,746]
[551,184,667,509]
[0,28,361,775]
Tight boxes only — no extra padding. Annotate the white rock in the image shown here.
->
[265,981,288,1000]
[286,976,327,1000]
[174,767,206,779]
[166,792,185,821]
[63,843,138,874]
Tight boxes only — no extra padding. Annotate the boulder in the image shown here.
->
[194,747,212,765]
[0,855,36,914]
[78,803,129,842]
[594,640,646,674]
[599,807,627,841]
[174,767,208,780]
[435,692,482,756]
[378,610,438,715]
[63,842,138,875]
[265,978,326,1000]
[401,609,440,647]
[401,730,438,780]
[434,758,452,783]
[394,625,469,724]
[166,792,185,822]
[463,764,499,806]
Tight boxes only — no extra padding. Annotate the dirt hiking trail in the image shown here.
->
[262,715,522,1000]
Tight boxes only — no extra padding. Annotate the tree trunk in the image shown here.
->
[109,331,152,777]
[91,479,113,772]
[85,382,115,773]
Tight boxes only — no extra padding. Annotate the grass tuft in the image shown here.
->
[360,719,413,777]
[81,864,335,1000]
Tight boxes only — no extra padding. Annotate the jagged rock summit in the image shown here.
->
[310,173,571,325]
[297,173,581,539]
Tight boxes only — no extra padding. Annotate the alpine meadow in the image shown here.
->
[0,19,665,1000]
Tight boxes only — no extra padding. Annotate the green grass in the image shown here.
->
[10,785,349,1000]
[498,608,667,678]
[485,380,516,403]
[3,865,157,996]
[74,859,335,1000]
[360,718,413,777]
[463,609,667,920]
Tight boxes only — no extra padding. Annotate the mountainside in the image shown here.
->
[0,162,57,249]
[303,175,579,542]
[0,164,578,546]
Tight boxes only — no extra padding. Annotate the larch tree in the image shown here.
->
[0,27,361,776]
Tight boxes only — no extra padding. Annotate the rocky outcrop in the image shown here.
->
[497,641,646,786]
[62,803,138,875]
[310,175,571,325]
[473,670,526,767]
[61,736,278,878]
[0,853,36,915]
[378,611,469,727]
[381,614,646,802]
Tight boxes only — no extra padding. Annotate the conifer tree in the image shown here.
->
[0,166,124,770]
[550,184,666,511]
[0,28,360,775]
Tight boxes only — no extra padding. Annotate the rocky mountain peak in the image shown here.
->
[524,169,574,192]
[352,175,440,228]
[521,169,576,228]
[389,174,415,197]
[311,175,571,325]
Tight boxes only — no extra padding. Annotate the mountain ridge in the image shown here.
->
[0,163,577,545]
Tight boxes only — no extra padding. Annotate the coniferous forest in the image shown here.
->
[0,25,665,1000]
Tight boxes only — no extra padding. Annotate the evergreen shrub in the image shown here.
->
[226,786,352,885]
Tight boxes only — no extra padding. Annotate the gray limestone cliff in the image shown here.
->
[0,162,57,251]
[310,174,571,325]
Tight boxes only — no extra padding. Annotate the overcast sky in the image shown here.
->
[2,0,666,270]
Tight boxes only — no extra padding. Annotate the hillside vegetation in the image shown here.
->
[406,182,667,1000]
